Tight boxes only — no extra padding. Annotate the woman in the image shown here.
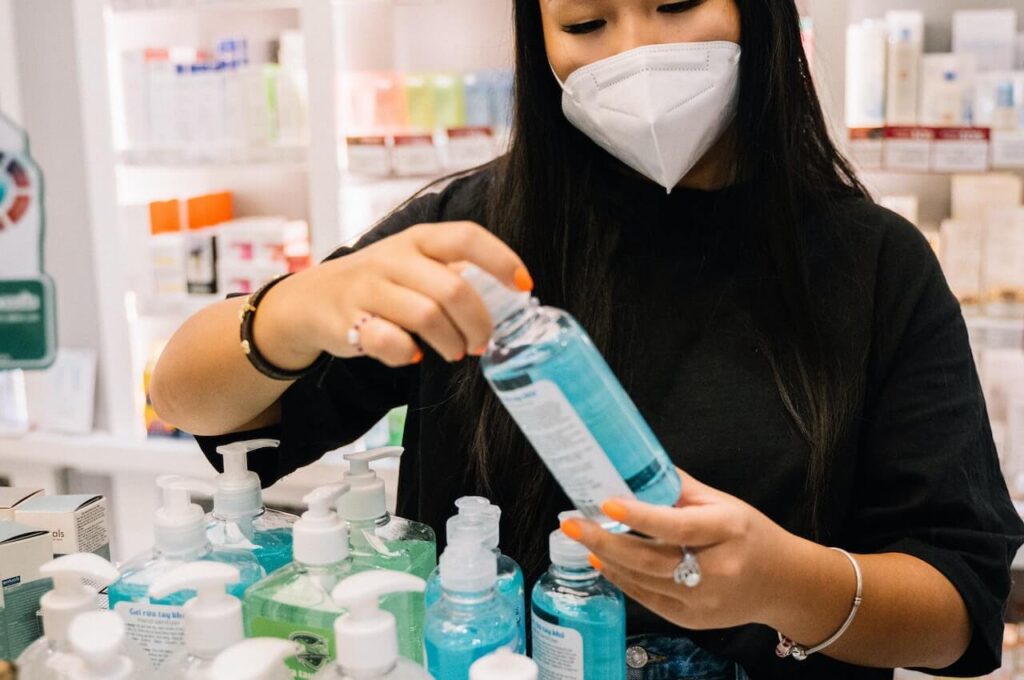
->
[151,0,1024,677]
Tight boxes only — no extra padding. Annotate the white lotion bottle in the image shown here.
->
[64,611,154,680]
[469,649,538,680]
[210,639,299,680]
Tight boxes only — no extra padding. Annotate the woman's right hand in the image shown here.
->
[254,221,533,370]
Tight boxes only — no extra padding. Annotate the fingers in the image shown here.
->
[368,282,467,362]
[675,468,730,506]
[600,499,740,548]
[562,518,680,579]
[357,316,423,367]
[409,222,532,292]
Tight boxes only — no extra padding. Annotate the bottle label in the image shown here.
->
[494,379,634,517]
[532,614,584,680]
[113,601,184,669]
[249,616,336,680]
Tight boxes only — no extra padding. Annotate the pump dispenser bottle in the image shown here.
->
[461,265,682,530]
[312,571,431,680]
[424,521,517,680]
[469,649,538,680]
[210,639,298,680]
[108,476,265,669]
[208,439,298,573]
[149,562,244,680]
[425,498,524,652]
[338,447,435,663]
[18,554,148,680]
[531,511,626,680]
[64,611,154,680]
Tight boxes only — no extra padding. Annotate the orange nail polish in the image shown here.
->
[588,553,603,570]
[601,500,629,522]
[471,345,488,356]
[560,519,583,541]
[454,351,466,362]
[514,267,534,292]
[411,350,424,364]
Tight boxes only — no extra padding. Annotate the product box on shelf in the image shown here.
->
[847,127,884,170]
[0,488,43,522]
[939,219,984,306]
[982,208,1024,314]
[392,133,441,176]
[15,494,110,560]
[882,127,932,172]
[346,136,392,176]
[952,174,1023,221]
[0,521,52,659]
[953,9,1018,73]
[931,127,990,173]
[446,127,497,171]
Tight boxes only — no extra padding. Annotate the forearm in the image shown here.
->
[764,536,972,669]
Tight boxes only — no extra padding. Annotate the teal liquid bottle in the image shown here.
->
[337,447,436,664]
[462,265,682,531]
[424,498,524,653]
[425,521,517,680]
[107,476,264,671]
[531,511,626,680]
[207,439,298,574]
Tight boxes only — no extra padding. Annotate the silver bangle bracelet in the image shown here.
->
[776,547,864,661]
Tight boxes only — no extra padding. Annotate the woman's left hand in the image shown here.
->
[561,469,797,631]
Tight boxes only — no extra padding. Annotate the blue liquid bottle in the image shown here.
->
[531,511,626,680]
[461,265,682,530]
[425,521,517,679]
[424,498,525,652]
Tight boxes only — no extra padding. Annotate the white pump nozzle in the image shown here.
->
[210,639,298,680]
[66,611,135,680]
[293,483,351,566]
[455,496,501,549]
[155,475,213,557]
[330,570,426,676]
[440,517,497,593]
[461,264,531,329]
[550,510,590,569]
[213,439,279,519]
[149,562,243,658]
[337,447,402,521]
[470,649,539,680]
[38,553,120,643]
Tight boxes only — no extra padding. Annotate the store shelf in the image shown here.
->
[117,146,308,169]
[110,0,302,14]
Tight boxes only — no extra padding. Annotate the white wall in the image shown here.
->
[0,0,22,123]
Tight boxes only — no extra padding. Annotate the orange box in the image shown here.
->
[186,192,233,230]
[148,199,181,235]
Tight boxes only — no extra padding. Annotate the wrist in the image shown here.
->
[250,274,324,371]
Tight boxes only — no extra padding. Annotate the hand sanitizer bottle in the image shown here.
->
[338,447,436,664]
[461,265,682,530]
[424,521,517,680]
[210,639,298,680]
[469,649,537,680]
[18,554,148,680]
[64,611,154,680]
[208,439,298,573]
[243,484,359,679]
[424,498,524,652]
[531,511,626,680]
[312,570,431,680]
[149,562,244,680]
[108,476,265,670]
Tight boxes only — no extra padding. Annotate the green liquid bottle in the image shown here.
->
[337,448,437,666]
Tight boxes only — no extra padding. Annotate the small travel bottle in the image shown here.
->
[461,265,682,530]
[531,511,626,680]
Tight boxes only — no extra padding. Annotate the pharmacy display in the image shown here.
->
[0,113,56,370]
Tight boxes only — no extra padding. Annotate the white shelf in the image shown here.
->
[117,146,308,169]
[110,0,302,14]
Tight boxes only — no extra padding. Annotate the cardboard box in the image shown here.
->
[0,521,53,659]
[0,488,43,521]
[15,494,111,560]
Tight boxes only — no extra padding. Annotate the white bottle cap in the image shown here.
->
[550,511,590,569]
[149,562,243,658]
[337,447,402,522]
[470,649,539,680]
[155,475,214,557]
[330,570,426,677]
[66,611,136,680]
[455,496,501,550]
[293,483,351,566]
[210,639,298,680]
[213,439,279,519]
[461,264,531,328]
[38,553,120,644]
[440,518,497,593]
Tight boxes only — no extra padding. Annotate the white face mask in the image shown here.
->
[553,41,742,193]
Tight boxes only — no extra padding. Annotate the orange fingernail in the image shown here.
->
[560,519,583,541]
[514,266,534,292]
[471,344,488,356]
[454,351,466,362]
[411,350,424,364]
[588,553,603,570]
[601,500,629,522]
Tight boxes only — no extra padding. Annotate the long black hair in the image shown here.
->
[438,0,868,581]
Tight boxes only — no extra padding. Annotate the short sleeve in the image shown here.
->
[843,216,1024,676]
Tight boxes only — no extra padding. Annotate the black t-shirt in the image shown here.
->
[197,166,1024,679]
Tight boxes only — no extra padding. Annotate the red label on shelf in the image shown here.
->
[447,126,494,139]
[848,127,885,141]
[933,127,991,142]
[346,136,387,147]
[885,127,935,141]
[393,134,434,147]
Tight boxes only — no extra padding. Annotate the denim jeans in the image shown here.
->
[626,635,750,680]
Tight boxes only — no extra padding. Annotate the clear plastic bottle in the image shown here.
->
[63,611,155,680]
[531,511,626,680]
[209,639,298,680]
[461,265,682,531]
[424,522,517,680]
[107,476,265,670]
[469,649,537,680]
[424,498,524,653]
[149,562,244,680]
[18,554,148,680]
[337,447,436,664]
[312,571,431,680]
[207,439,298,574]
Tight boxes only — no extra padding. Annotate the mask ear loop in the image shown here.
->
[549,62,575,98]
